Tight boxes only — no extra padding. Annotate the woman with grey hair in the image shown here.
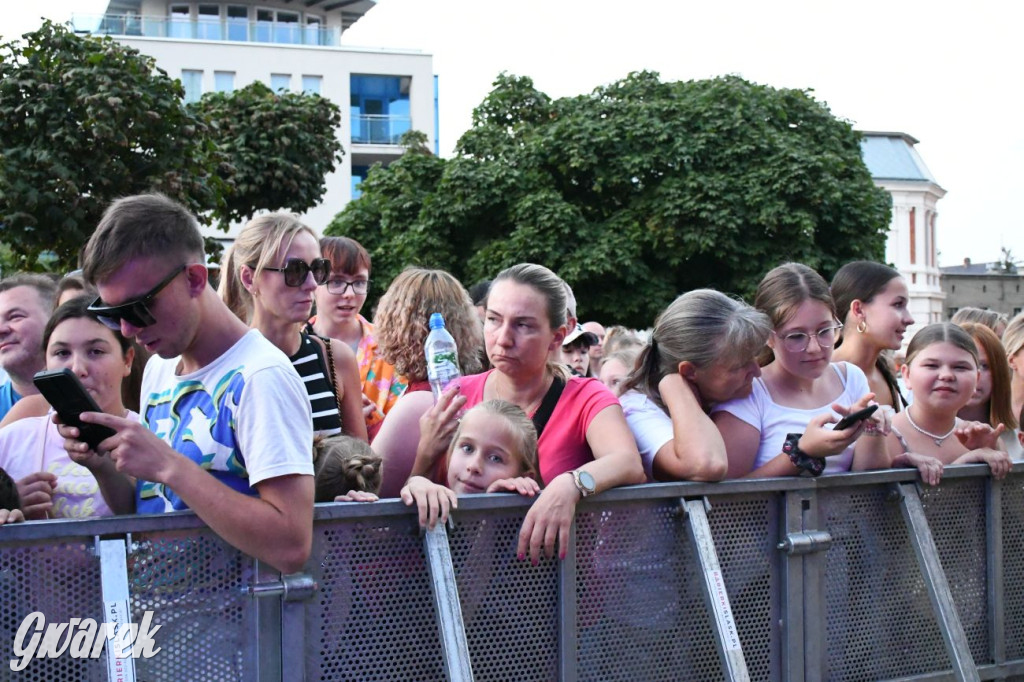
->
[618,289,772,481]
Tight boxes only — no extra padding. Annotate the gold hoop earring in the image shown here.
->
[856,320,868,334]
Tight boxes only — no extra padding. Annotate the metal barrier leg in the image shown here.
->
[558,520,578,682]
[895,483,980,682]
[98,537,137,682]
[683,498,751,682]
[986,478,1005,678]
[424,523,474,682]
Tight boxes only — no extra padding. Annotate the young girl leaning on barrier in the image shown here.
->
[885,323,1012,485]
[401,400,539,529]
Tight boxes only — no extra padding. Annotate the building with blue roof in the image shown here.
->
[860,131,946,344]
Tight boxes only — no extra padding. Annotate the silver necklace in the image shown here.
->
[905,407,957,447]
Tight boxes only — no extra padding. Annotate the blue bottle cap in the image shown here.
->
[429,313,445,330]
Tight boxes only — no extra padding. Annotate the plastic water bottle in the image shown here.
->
[425,313,462,403]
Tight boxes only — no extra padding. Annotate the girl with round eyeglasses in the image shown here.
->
[312,237,407,438]
[220,215,367,441]
[712,263,892,478]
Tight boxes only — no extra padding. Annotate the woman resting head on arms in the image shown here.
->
[831,260,914,411]
[956,322,1021,459]
[312,237,407,435]
[402,400,540,528]
[712,263,892,478]
[372,267,484,497]
[887,323,1012,483]
[417,263,644,564]
[219,214,367,440]
[618,290,770,482]
[313,434,382,503]
[0,295,138,519]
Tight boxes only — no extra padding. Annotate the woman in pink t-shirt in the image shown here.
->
[415,263,644,564]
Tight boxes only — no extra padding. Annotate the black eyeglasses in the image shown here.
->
[262,258,330,287]
[88,264,189,330]
[325,278,371,295]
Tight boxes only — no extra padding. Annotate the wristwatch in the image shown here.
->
[782,433,825,477]
[571,469,597,497]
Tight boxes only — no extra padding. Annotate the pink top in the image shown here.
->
[457,370,619,484]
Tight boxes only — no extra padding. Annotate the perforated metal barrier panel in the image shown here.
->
[3,467,1024,681]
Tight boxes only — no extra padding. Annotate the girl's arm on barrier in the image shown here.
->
[890,452,944,486]
[401,475,457,529]
[952,447,1012,479]
[486,477,541,497]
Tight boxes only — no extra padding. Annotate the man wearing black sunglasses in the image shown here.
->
[59,194,315,575]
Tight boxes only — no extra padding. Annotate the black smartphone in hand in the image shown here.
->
[33,368,117,451]
[833,404,879,431]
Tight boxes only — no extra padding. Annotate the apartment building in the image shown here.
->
[75,0,436,236]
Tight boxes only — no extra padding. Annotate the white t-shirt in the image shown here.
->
[712,362,871,474]
[619,390,673,482]
[137,329,314,513]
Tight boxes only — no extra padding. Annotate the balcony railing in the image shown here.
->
[351,114,412,145]
[70,13,340,47]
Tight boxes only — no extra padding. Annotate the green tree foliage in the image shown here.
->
[192,81,343,229]
[0,20,227,271]
[330,72,892,327]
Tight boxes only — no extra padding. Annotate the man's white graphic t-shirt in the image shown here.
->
[137,329,313,513]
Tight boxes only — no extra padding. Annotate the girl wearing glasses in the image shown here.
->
[712,263,891,478]
[220,215,368,441]
[312,237,407,438]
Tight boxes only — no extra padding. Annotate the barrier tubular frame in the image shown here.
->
[3,464,1024,681]
[683,497,751,681]
[895,482,980,682]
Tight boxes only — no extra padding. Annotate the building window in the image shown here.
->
[948,308,958,319]
[214,71,235,93]
[271,73,291,92]
[1015,307,1022,316]
[982,284,987,293]
[169,4,191,39]
[226,5,248,41]
[350,75,412,144]
[305,15,323,45]
[197,4,221,40]
[352,165,370,199]
[302,76,322,96]
[908,207,916,265]
[181,69,203,103]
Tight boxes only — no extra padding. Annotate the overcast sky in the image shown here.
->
[6,1,1023,267]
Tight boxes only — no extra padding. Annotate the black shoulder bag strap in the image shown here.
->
[531,376,565,438]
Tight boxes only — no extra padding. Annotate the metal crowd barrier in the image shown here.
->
[2,464,1024,681]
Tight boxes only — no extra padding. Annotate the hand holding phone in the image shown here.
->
[833,404,879,431]
[33,368,117,451]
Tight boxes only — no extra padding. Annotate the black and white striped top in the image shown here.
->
[289,332,343,436]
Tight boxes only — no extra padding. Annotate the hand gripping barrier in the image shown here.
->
[2,463,1024,681]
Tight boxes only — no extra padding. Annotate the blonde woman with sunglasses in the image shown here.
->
[220,214,367,441]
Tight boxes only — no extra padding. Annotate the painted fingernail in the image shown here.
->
[531,558,538,566]
[517,553,525,561]
[559,551,566,560]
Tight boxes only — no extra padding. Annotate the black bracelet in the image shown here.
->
[782,432,825,476]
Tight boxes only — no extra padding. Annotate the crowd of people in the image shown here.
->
[1,193,1021,571]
